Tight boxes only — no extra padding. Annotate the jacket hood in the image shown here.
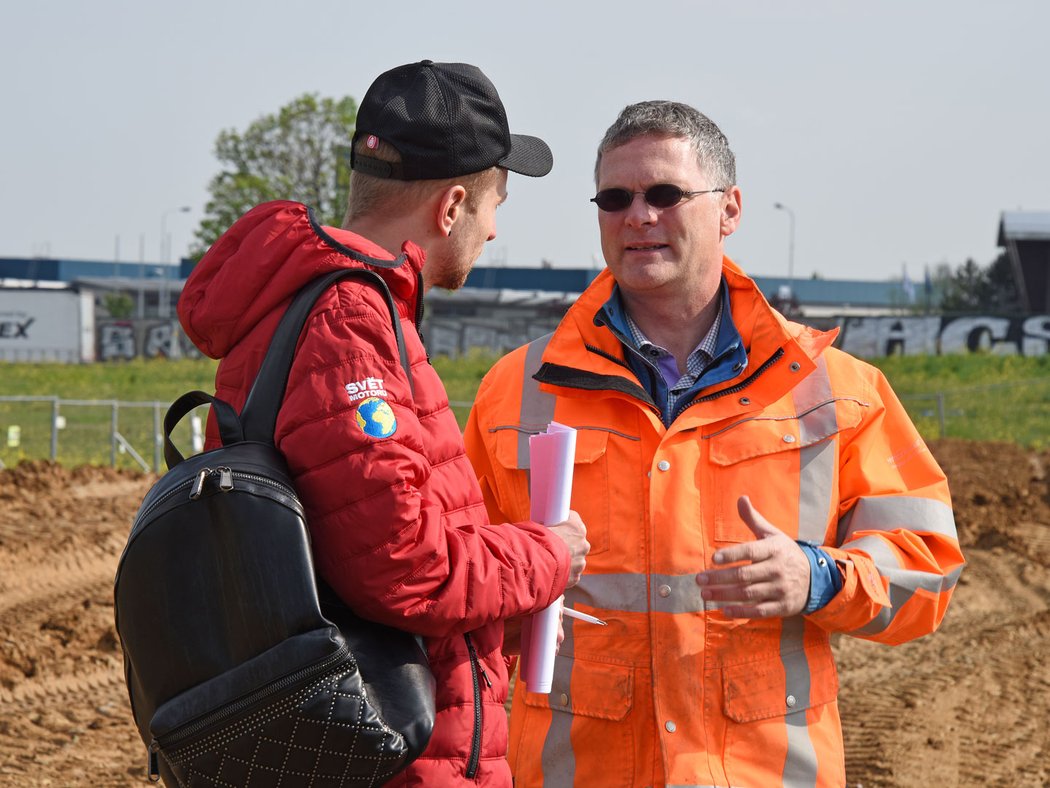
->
[177,200,424,359]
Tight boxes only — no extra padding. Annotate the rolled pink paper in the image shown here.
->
[522,422,577,694]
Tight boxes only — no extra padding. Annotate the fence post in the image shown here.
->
[111,401,119,467]
[936,392,946,438]
[153,401,162,473]
[50,398,59,461]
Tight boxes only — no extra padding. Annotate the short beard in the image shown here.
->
[428,266,471,291]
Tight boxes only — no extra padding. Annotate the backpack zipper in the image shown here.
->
[222,468,295,498]
[191,466,278,499]
[150,642,351,757]
[147,744,160,781]
[115,474,202,575]
[137,475,197,523]
[188,467,213,499]
[116,467,302,619]
[464,633,491,779]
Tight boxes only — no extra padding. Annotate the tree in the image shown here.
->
[937,253,1021,313]
[102,292,135,319]
[984,252,1021,311]
[938,258,985,311]
[191,93,358,258]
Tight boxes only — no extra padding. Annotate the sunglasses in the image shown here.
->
[590,184,725,213]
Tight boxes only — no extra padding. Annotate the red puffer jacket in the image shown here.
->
[177,201,571,786]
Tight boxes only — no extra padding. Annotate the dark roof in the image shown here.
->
[463,266,911,307]
[998,211,1050,245]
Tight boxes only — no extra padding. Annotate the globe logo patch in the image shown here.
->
[355,397,397,439]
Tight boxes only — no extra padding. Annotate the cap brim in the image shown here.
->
[499,133,553,177]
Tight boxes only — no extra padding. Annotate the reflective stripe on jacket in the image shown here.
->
[463,260,963,788]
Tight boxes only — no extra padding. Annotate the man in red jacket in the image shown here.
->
[178,60,589,786]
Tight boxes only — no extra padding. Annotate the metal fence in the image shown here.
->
[0,396,208,472]
[1,378,1046,471]
[895,376,1050,449]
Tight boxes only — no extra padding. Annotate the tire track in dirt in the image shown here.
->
[0,658,124,706]
[951,610,1050,788]
[838,543,1050,787]
[0,463,148,787]
[0,546,119,620]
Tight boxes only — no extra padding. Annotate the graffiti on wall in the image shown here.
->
[96,314,1050,361]
[425,314,1050,359]
[833,314,1050,357]
[425,318,560,358]
[97,321,202,361]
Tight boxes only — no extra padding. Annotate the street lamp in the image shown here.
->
[773,202,796,293]
[161,205,192,263]
[158,206,191,318]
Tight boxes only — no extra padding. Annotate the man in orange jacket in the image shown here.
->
[463,100,964,787]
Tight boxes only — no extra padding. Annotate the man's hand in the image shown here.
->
[695,496,810,618]
[503,609,566,657]
[548,510,589,588]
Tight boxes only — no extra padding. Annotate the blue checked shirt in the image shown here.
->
[623,297,724,417]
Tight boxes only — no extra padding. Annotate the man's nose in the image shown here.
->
[624,195,658,227]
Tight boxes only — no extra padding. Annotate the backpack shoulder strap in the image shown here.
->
[240,268,414,443]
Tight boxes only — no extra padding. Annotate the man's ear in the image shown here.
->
[720,185,742,239]
[437,184,468,237]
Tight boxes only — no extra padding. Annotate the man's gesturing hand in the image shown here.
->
[695,496,811,618]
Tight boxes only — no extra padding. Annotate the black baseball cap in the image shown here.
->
[350,60,553,181]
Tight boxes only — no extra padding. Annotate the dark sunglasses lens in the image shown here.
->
[644,184,686,208]
[593,189,633,212]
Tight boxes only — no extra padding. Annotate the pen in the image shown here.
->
[562,607,607,626]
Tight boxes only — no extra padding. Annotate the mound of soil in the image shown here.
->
[0,440,1047,786]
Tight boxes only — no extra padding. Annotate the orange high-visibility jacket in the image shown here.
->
[463,260,963,788]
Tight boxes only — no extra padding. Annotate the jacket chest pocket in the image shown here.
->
[705,399,863,543]
[491,426,613,555]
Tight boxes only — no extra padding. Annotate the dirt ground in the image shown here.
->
[0,439,1047,787]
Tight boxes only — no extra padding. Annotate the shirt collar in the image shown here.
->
[599,281,725,362]
[624,296,723,365]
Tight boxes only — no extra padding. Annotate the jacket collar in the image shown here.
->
[538,257,839,418]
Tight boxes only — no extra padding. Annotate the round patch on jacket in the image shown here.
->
[355,397,397,439]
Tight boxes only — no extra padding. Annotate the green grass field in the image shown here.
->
[1,352,1047,469]
[868,353,1050,449]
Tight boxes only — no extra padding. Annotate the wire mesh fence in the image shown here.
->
[896,376,1050,449]
[0,396,209,472]
[1,377,1046,471]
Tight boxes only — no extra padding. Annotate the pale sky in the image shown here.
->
[2,0,1046,283]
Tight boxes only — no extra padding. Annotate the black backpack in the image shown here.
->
[114,269,435,786]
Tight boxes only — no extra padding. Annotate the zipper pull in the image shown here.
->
[417,329,432,364]
[464,633,493,687]
[148,740,160,781]
[218,467,234,492]
[189,468,210,500]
